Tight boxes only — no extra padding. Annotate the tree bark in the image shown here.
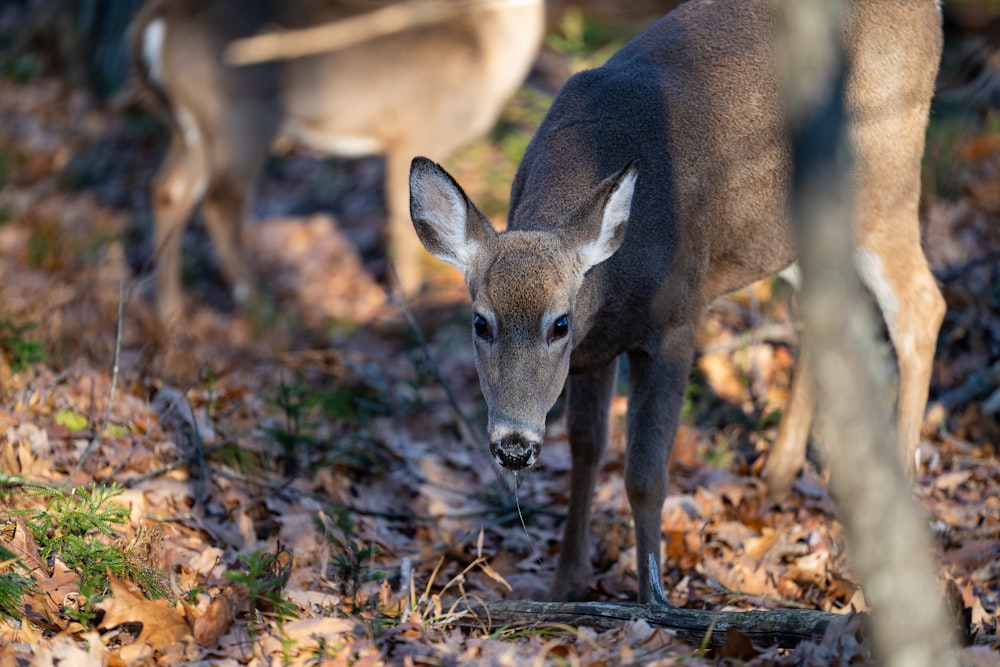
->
[775,2,957,666]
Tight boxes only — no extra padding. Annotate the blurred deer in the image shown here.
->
[410,0,944,601]
[129,0,544,323]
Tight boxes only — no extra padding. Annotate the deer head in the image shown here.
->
[409,157,637,471]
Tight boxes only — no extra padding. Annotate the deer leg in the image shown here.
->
[152,126,208,325]
[626,324,696,603]
[550,358,619,601]
[385,149,424,295]
[763,343,815,500]
[201,173,257,308]
[856,243,945,478]
[197,99,278,310]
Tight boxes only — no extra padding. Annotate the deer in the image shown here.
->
[128,0,544,325]
[409,0,945,602]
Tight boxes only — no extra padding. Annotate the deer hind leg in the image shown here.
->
[855,238,945,478]
[550,358,618,601]
[201,172,257,308]
[763,341,815,500]
[198,107,276,309]
[626,324,696,603]
[152,115,209,325]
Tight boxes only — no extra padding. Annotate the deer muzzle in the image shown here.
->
[490,433,541,471]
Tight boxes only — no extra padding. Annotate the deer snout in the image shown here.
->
[490,433,541,471]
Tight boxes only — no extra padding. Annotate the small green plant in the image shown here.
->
[266,373,386,474]
[13,483,167,622]
[0,148,9,189]
[265,374,321,474]
[0,543,31,620]
[223,549,297,630]
[304,637,346,665]
[0,319,47,371]
[319,508,386,623]
[2,54,41,82]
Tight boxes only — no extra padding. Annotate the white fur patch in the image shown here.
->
[778,262,801,290]
[855,248,907,351]
[142,19,166,85]
[578,169,636,270]
[176,106,201,150]
[167,106,208,204]
[280,120,383,156]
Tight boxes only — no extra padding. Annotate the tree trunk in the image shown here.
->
[775,2,957,666]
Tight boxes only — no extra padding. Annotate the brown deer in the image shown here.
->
[129,0,544,324]
[409,0,944,602]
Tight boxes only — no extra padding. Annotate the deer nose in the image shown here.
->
[490,434,540,471]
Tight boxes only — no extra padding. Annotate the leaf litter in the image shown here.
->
[0,16,998,667]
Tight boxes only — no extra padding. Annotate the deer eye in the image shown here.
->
[548,314,569,344]
[473,313,492,342]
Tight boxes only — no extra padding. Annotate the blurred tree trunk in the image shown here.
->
[774,2,957,666]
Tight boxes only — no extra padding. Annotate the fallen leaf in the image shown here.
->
[95,574,191,650]
[34,557,81,606]
[719,628,760,661]
[191,582,249,647]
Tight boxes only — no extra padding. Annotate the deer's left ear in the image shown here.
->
[558,162,637,272]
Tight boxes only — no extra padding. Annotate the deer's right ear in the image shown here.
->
[558,162,637,273]
[410,157,495,276]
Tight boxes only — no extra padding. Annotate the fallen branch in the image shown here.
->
[933,249,1000,284]
[70,277,126,481]
[445,597,853,649]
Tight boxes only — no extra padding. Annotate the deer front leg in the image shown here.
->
[762,342,815,500]
[626,324,696,603]
[551,358,619,601]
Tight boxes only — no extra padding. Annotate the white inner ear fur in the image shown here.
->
[412,169,477,274]
[578,169,636,271]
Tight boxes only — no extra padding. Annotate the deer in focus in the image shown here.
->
[410,0,944,602]
[129,0,544,324]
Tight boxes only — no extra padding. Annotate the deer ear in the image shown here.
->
[559,162,637,273]
[410,157,495,275]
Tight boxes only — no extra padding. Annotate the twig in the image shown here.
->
[934,249,1000,284]
[207,461,556,523]
[187,369,208,505]
[389,269,482,450]
[927,359,1000,412]
[123,442,234,487]
[69,277,126,481]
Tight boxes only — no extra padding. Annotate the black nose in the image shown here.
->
[490,434,540,471]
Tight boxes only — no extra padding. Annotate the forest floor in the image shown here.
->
[1,7,999,667]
